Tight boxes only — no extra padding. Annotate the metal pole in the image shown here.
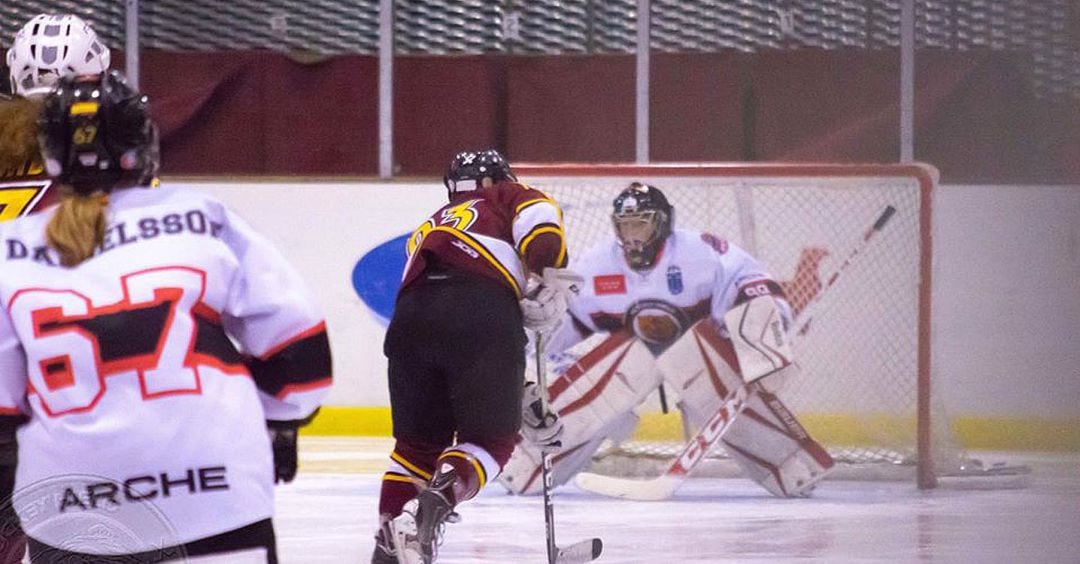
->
[635,0,650,164]
[900,0,915,163]
[125,0,140,89]
[378,0,394,178]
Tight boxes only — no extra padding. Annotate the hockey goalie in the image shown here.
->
[499,182,835,498]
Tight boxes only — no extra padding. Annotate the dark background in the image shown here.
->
[135,49,1079,184]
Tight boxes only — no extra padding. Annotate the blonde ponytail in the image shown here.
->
[46,191,109,267]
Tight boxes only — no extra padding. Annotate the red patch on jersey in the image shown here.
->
[593,274,627,295]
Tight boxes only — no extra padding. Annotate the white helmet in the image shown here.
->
[6,14,111,98]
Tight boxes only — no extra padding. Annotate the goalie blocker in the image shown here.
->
[501,296,834,498]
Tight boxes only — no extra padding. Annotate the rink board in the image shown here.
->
[166,179,1080,452]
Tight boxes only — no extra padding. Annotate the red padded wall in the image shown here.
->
[134,50,1078,183]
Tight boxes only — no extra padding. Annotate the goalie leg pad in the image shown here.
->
[657,320,834,497]
[502,331,659,495]
[499,412,638,495]
[656,319,743,433]
[545,331,660,447]
[722,390,836,497]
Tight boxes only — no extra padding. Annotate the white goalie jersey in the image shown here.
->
[549,228,792,353]
[0,186,331,551]
[502,228,837,498]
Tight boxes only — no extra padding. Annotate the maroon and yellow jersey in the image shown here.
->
[402,181,567,297]
[0,161,54,222]
[1,97,55,221]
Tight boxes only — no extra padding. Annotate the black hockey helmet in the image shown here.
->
[612,182,674,270]
[443,148,516,199]
[38,69,159,196]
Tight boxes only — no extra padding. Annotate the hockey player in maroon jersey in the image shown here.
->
[0,71,332,562]
[0,14,112,562]
[372,150,571,563]
[1,14,112,221]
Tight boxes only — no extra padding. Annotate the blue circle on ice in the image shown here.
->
[351,233,409,324]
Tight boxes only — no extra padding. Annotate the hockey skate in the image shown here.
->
[389,474,460,564]
[371,517,399,564]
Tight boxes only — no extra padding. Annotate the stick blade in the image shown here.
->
[575,472,681,501]
[556,538,603,563]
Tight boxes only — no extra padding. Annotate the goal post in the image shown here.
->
[513,162,941,489]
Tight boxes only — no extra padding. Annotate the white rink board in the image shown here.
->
[171,180,447,407]
[169,179,1080,419]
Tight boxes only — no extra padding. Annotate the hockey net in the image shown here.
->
[514,162,960,488]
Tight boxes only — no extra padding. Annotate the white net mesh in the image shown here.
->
[518,163,966,483]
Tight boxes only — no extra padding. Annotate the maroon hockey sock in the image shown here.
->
[377,438,444,516]
[378,475,421,517]
[436,435,516,504]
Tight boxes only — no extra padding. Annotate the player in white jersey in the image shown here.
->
[500,182,835,499]
[0,71,332,562]
[0,14,113,561]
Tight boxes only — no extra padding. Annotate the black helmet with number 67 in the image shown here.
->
[38,69,159,196]
[443,148,516,200]
[612,182,674,270]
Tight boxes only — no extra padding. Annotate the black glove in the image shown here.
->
[267,421,299,484]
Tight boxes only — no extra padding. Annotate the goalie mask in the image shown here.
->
[612,182,674,270]
[38,70,159,196]
[444,148,516,200]
[6,14,111,98]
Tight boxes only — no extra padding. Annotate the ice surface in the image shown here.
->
[276,439,1080,563]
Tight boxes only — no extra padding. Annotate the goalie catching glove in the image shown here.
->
[521,381,564,453]
[520,267,584,331]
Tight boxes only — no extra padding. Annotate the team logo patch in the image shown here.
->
[625,299,691,349]
[666,265,684,295]
[593,274,626,295]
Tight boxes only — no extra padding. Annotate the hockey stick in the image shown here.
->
[535,330,603,563]
[575,204,898,501]
[796,205,896,335]
[575,381,752,501]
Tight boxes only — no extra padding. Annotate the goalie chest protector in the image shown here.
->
[568,229,782,349]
